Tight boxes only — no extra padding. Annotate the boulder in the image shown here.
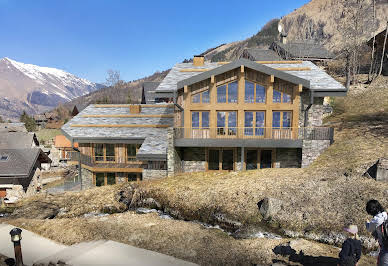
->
[258,197,282,220]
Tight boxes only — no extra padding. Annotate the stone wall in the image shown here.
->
[167,128,183,176]
[274,148,301,168]
[143,169,168,180]
[182,147,206,172]
[302,140,331,168]
[116,172,128,184]
[81,167,93,189]
[299,92,325,128]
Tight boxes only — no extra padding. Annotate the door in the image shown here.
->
[0,188,6,198]
[222,149,234,171]
[260,150,272,169]
[208,150,220,170]
[246,150,258,170]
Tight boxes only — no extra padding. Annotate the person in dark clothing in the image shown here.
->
[339,225,362,266]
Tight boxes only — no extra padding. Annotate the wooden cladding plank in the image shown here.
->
[179,66,310,73]
[217,60,303,65]
[82,164,143,173]
[93,104,174,108]
[298,84,303,92]
[270,75,275,83]
[211,75,215,84]
[81,114,174,118]
[70,124,170,128]
[240,65,244,73]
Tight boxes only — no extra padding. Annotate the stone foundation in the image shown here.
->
[81,167,93,189]
[182,147,206,172]
[275,148,302,168]
[302,140,331,168]
[299,92,325,127]
[143,169,168,180]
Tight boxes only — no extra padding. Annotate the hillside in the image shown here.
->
[280,0,388,51]
[0,58,102,120]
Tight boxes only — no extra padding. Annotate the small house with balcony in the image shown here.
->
[62,56,346,187]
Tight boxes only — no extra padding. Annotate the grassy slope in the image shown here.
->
[35,128,61,144]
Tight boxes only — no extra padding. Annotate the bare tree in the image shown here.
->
[339,0,374,84]
[378,22,388,76]
[105,69,121,88]
[368,0,377,82]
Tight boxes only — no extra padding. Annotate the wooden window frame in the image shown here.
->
[191,111,210,128]
[93,172,117,186]
[127,172,142,182]
[244,80,266,104]
[191,89,210,104]
[206,148,237,171]
[93,144,116,163]
[216,111,237,137]
[126,144,140,162]
[243,148,276,170]
[244,111,266,137]
[273,83,293,104]
[216,81,238,104]
[272,111,293,129]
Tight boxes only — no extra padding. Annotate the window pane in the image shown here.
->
[96,173,105,186]
[217,112,226,135]
[106,144,115,161]
[244,112,253,136]
[228,82,238,103]
[127,144,137,160]
[202,112,209,128]
[255,112,265,136]
[272,112,281,128]
[128,173,137,181]
[106,173,116,185]
[217,112,225,127]
[192,112,200,128]
[202,90,210,103]
[282,112,292,128]
[208,150,219,170]
[256,85,266,103]
[245,81,254,103]
[273,89,281,103]
[217,85,226,103]
[192,93,200,103]
[228,112,237,135]
[94,144,104,161]
[283,91,292,103]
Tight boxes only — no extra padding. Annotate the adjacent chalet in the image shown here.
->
[62,56,347,187]
[54,135,79,161]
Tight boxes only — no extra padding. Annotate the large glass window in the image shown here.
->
[191,89,210,104]
[95,173,105,186]
[208,150,220,170]
[217,111,237,136]
[95,173,116,186]
[217,81,238,103]
[272,111,292,128]
[273,90,282,103]
[245,81,266,103]
[191,111,210,128]
[105,144,115,161]
[256,85,266,103]
[94,144,104,161]
[273,83,293,103]
[245,111,265,136]
[127,144,139,161]
[106,173,116,185]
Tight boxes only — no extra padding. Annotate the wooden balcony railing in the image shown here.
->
[173,127,334,141]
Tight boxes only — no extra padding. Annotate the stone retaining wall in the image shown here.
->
[275,148,302,168]
[143,169,168,180]
[302,140,331,168]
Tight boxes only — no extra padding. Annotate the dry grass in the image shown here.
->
[4,212,376,265]
[35,128,61,143]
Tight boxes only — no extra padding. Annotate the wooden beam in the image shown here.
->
[93,104,174,108]
[210,75,215,84]
[82,164,143,173]
[70,124,170,128]
[270,75,275,83]
[240,65,244,73]
[180,68,210,72]
[184,85,188,93]
[81,114,174,118]
[298,84,303,92]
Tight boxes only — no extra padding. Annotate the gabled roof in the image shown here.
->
[34,114,47,121]
[0,132,39,149]
[62,104,175,160]
[0,123,27,133]
[0,148,51,177]
[241,48,283,61]
[177,58,310,89]
[54,135,78,149]
[270,41,333,60]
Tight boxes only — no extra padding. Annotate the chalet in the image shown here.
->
[240,48,283,61]
[34,114,48,128]
[54,135,79,161]
[368,29,388,76]
[0,148,51,202]
[269,39,333,63]
[0,123,27,133]
[141,82,160,104]
[62,56,346,188]
[0,132,39,149]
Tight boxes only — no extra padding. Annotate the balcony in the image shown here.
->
[173,127,334,148]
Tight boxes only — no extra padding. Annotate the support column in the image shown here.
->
[241,146,245,171]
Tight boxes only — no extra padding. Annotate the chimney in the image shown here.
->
[193,55,204,66]
[129,105,141,114]
[280,33,288,44]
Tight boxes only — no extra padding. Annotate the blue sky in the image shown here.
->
[0,0,310,83]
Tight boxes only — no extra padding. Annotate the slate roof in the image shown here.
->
[0,148,50,177]
[241,48,283,61]
[142,82,160,104]
[270,41,333,60]
[62,104,174,160]
[157,58,345,94]
[0,132,39,149]
[0,123,27,133]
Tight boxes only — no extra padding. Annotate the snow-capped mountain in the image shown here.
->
[0,57,103,119]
